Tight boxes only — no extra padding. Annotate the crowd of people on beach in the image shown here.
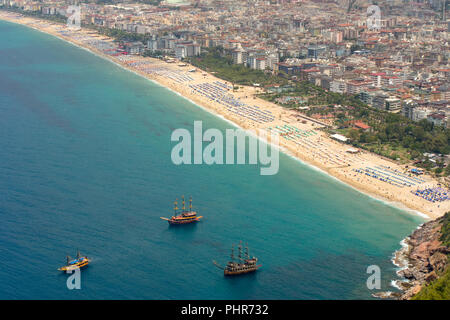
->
[189,82,275,123]
[412,187,449,202]
[269,124,361,166]
[142,66,193,83]
[85,39,117,53]
[354,168,406,188]
[351,164,438,195]
[56,28,124,56]
[113,56,194,83]
[353,165,427,188]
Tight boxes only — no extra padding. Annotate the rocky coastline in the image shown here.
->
[374,214,449,299]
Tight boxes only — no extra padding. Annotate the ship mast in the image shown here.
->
[238,241,243,262]
[245,242,249,260]
[231,244,235,262]
[189,196,193,212]
[174,199,178,215]
[182,195,186,212]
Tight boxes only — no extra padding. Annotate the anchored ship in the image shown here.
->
[160,196,202,225]
[213,241,261,276]
[58,250,90,272]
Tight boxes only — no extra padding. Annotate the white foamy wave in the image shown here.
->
[391,237,410,270]
[390,280,402,290]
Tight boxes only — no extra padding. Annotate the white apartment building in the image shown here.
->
[412,107,431,122]
[330,80,347,94]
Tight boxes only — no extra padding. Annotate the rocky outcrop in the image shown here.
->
[373,214,449,300]
[392,216,449,300]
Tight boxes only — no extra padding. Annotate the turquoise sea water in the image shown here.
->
[0,20,424,299]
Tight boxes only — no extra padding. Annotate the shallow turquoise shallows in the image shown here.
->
[0,20,424,299]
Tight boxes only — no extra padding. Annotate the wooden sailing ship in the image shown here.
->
[58,250,90,272]
[160,196,202,225]
[214,241,261,276]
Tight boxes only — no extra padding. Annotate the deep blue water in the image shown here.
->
[0,20,424,299]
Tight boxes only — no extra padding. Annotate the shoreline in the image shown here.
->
[1,12,448,221]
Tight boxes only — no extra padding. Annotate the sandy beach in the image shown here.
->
[1,11,448,219]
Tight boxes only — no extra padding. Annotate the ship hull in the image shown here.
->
[168,218,199,225]
[58,259,90,272]
[224,265,261,276]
